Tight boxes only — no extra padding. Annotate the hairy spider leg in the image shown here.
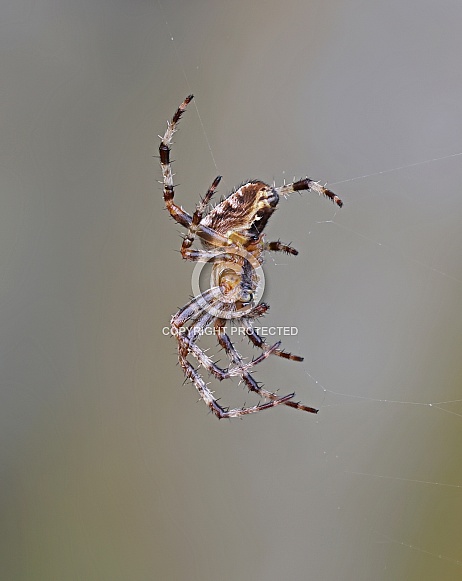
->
[262,240,299,256]
[276,178,343,207]
[177,350,295,419]
[175,307,294,419]
[241,318,304,363]
[181,176,222,258]
[159,95,195,228]
[214,320,318,414]
[172,296,284,382]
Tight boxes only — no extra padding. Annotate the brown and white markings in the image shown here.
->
[159,95,343,419]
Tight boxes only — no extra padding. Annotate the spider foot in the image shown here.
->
[214,392,296,419]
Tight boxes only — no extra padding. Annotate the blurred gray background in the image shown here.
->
[1,0,462,579]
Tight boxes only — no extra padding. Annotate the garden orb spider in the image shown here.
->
[159,95,343,419]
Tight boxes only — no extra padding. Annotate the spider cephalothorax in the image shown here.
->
[159,95,343,419]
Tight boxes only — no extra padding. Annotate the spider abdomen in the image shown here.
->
[201,180,279,242]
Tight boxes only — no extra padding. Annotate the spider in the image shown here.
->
[159,95,343,419]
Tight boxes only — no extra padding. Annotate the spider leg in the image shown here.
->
[186,333,282,380]
[178,352,295,419]
[276,178,343,207]
[173,300,293,418]
[214,320,318,414]
[262,240,299,256]
[181,176,222,257]
[241,318,304,362]
[174,300,282,381]
[159,95,194,228]
[171,287,224,329]
[180,247,241,263]
[171,287,240,336]
[245,302,270,318]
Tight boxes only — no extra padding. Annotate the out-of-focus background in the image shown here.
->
[1,1,462,579]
